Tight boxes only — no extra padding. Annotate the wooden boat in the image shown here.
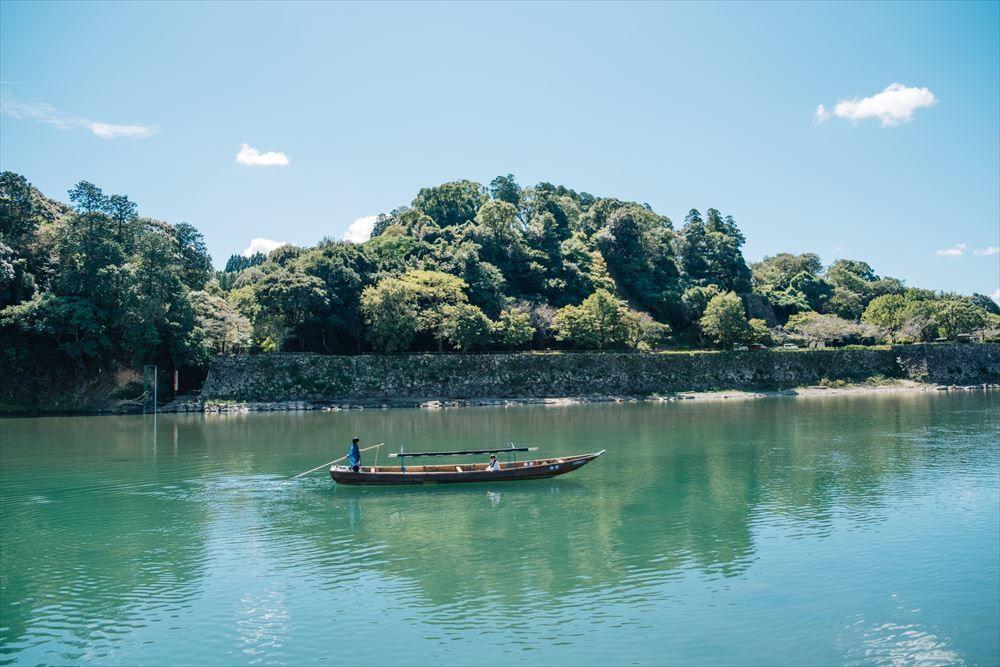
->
[329,446,605,486]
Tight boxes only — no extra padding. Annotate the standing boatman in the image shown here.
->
[348,437,361,472]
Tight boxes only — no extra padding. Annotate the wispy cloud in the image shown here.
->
[973,246,999,256]
[0,96,156,139]
[242,238,287,257]
[235,144,290,167]
[815,83,937,127]
[343,215,377,244]
[935,243,966,257]
[90,122,155,139]
[993,289,1000,305]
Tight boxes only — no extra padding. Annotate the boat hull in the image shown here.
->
[330,451,605,486]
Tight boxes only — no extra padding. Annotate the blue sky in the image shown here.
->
[1,1,997,298]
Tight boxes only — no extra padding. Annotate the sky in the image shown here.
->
[1,1,998,298]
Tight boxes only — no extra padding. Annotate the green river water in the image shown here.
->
[1,392,998,666]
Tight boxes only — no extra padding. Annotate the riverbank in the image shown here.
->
[157,379,998,413]
[198,344,1000,403]
[3,344,997,416]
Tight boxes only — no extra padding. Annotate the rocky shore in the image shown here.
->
[158,380,999,414]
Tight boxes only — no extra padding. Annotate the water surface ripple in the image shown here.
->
[1,392,997,665]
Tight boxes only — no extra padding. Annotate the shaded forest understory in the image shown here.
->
[2,172,998,409]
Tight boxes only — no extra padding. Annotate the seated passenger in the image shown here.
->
[486,454,501,472]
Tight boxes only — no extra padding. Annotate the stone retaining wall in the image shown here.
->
[199,344,1000,403]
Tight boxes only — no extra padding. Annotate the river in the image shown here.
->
[1,392,997,666]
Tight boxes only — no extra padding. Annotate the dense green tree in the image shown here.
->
[190,290,252,354]
[824,287,865,320]
[360,270,472,351]
[224,252,267,273]
[492,308,535,349]
[294,241,366,352]
[521,183,583,233]
[0,292,111,368]
[412,180,488,228]
[68,181,107,213]
[489,174,522,206]
[623,310,670,350]
[681,285,722,324]
[361,279,418,353]
[431,240,507,317]
[122,229,212,367]
[392,208,441,242]
[754,285,810,322]
[578,198,629,236]
[253,269,329,350]
[473,200,521,265]
[679,209,751,294]
[105,194,138,240]
[440,303,492,351]
[595,206,682,319]
[787,271,833,312]
[267,244,301,266]
[552,289,633,349]
[825,259,878,290]
[751,253,823,290]
[0,243,35,307]
[678,209,710,282]
[862,294,909,337]
[364,233,431,277]
[823,259,904,317]
[0,172,39,247]
[896,299,938,343]
[699,291,750,347]
[173,223,213,290]
[932,300,988,339]
[748,318,771,345]
[968,293,1000,316]
[54,211,127,309]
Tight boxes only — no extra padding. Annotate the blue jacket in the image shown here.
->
[348,443,360,467]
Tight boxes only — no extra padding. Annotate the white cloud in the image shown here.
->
[816,83,937,127]
[242,238,287,257]
[993,289,1000,305]
[235,144,290,167]
[343,215,377,243]
[0,96,156,139]
[973,246,999,256]
[89,121,155,139]
[935,243,966,257]
[813,104,830,125]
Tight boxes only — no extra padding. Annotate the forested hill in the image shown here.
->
[1,171,998,407]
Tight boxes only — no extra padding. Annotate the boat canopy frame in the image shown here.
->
[388,446,538,458]
[388,443,538,472]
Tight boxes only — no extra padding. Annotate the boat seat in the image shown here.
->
[456,466,463,472]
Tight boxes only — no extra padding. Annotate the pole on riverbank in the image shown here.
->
[142,364,158,415]
[285,443,384,481]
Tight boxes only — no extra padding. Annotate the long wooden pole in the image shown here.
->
[286,443,383,481]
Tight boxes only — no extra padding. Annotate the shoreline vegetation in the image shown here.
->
[3,172,999,414]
